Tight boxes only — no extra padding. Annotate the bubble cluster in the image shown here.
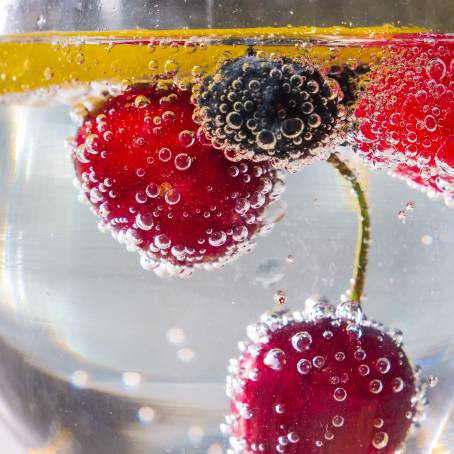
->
[225,298,430,454]
[72,84,285,277]
[353,36,454,205]
[195,55,346,171]
[328,63,370,108]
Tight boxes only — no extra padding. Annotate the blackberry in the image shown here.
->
[194,55,344,170]
[328,64,370,108]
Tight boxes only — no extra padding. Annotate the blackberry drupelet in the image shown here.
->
[194,55,345,170]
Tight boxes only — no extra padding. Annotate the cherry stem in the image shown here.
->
[327,153,371,306]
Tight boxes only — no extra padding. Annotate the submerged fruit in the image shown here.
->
[71,84,285,277]
[195,55,345,172]
[353,35,454,203]
[225,300,427,454]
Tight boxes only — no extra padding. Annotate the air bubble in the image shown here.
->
[75,144,89,163]
[179,130,195,147]
[98,202,110,218]
[264,348,286,371]
[288,432,299,443]
[148,60,158,71]
[103,130,113,142]
[270,68,282,80]
[376,358,391,374]
[239,163,248,173]
[308,114,321,128]
[278,435,288,446]
[292,331,312,352]
[136,213,154,231]
[435,176,454,192]
[235,198,250,215]
[146,183,160,198]
[297,358,312,375]
[324,431,334,441]
[248,79,261,91]
[354,349,366,361]
[392,377,404,393]
[256,130,276,150]
[435,136,454,177]
[174,153,192,170]
[424,115,437,132]
[232,226,248,242]
[164,59,179,74]
[307,80,319,94]
[313,355,326,369]
[229,166,240,177]
[358,364,370,376]
[281,118,304,138]
[426,58,446,80]
[126,229,142,245]
[369,379,383,394]
[346,322,362,338]
[85,134,99,154]
[372,432,389,449]
[374,418,384,428]
[159,148,172,162]
[226,112,243,129]
[43,66,54,80]
[332,415,344,427]
[333,387,347,402]
[134,95,151,108]
[155,234,171,249]
[165,189,181,205]
[162,111,177,124]
[302,101,314,114]
[136,191,147,204]
[250,192,266,209]
[335,352,345,362]
[208,231,227,247]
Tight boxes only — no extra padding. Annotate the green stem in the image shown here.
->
[327,153,371,305]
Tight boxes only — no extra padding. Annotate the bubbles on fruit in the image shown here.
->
[195,55,345,172]
[225,298,431,454]
[353,36,454,206]
[71,84,286,277]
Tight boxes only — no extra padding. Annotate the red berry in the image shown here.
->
[353,35,454,202]
[225,301,426,454]
[393,157,454,206]
[71,84,285,277]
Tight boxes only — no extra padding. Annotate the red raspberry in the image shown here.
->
[354,34,454,202]
[71,85,285,277]
[225,300,427,454]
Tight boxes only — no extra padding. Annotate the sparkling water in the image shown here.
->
[0,31,453,453]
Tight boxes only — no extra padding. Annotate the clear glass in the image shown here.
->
[0,1,453,454]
